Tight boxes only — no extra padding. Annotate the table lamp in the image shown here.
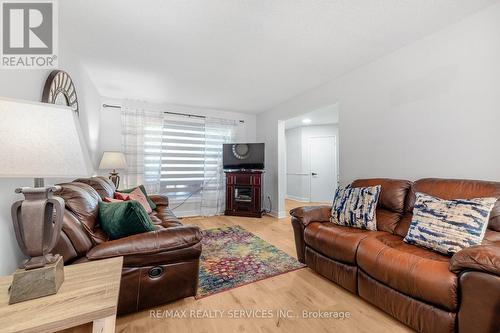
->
[98,151,127,189]
[0,97,90,304]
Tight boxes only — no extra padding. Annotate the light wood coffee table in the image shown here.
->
[0,256,123,333]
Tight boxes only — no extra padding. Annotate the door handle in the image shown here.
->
[311,172,318,176]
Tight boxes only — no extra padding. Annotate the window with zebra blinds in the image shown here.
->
[122,105,237,217]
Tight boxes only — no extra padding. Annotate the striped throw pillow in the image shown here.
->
[331,185,381,231]
[404,192,497,255]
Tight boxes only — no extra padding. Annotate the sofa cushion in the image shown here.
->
[358,270,456,333]
[374,209,403,234]
[150,206,183,228]
[114,192,130,201]
[60,210,93,255]
[357,233,458,311]
[118,185,157,210]
[104,197,124,203]
[52,232,79,264]
[304,222,379,264]
[99,200,156,240]
[331,185,381,231]
[406,178,500,231]
[86,226,202,261]
[56,182,105,243]
[403,192,496,255]
[74,176,116,199]
[352,178,411,233]
[394,214,413,238]
[352,178,411,214]
[149,194,169,207]
[129,187,154,214]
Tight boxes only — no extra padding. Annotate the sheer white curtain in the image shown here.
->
[200,117,237,216]
[121,100,163,194]
[121,101,238,216]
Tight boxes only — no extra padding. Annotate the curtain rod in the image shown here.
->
[102,103,121,109]
[102,104,204,119]
[102,103,245,123]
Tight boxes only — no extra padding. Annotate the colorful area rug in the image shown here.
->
[196,225,306,299]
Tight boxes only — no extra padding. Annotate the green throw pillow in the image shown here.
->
[99,200,156,240]
[118,185,157,210]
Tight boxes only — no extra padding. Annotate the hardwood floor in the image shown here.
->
[62,200,412,333]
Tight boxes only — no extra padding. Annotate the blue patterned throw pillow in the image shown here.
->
[404,192,497,255]
[331,185,381,230]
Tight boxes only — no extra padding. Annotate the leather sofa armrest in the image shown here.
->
[86,226,202,260]
[149,194,169,207]
[290,205,331,226]
[450,244,500,276]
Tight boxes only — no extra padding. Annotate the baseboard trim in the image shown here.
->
[267,210,287,219]
[286,195,310,202]
[173,210,206,218]
[176,209,288,219]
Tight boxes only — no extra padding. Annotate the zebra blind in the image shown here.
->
[157,114,207,205]
[142,114,232,214]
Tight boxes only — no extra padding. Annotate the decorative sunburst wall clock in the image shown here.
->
[42,70,79,115]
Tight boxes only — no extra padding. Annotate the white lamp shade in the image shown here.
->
[0,98,90,178]
[99,152,127,170]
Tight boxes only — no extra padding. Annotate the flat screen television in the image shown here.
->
[223,143,265,170]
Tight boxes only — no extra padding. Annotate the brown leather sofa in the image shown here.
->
[52,176,202,315]
[291,178,500,333]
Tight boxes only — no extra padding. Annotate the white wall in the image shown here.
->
[285,127,304,201]
[257,3,500,217]
[286,125,339,202]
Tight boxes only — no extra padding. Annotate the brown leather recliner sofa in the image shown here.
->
[291,178,500,333]
[52,176,202,315]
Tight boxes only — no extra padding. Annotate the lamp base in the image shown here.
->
[12,186,64,270]
[109,170,120,189]
[9,256,64,304]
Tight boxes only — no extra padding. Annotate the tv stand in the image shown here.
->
[224,170,263,218]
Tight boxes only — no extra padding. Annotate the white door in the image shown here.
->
[309,136,337,202]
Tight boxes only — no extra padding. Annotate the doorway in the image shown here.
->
[282,103,339,206]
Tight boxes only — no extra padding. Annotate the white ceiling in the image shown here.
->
[285,103,338,130]
[60,0,497,114]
